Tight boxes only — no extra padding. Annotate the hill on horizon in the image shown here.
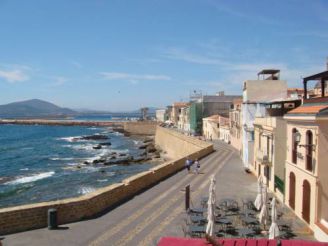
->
[0,99,77,118]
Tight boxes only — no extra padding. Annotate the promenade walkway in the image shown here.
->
[2,141,313,246]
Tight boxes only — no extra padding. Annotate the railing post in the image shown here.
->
[185,185,190,211]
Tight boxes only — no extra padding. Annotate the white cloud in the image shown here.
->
[100,72,171,83]
[163,48,226,66]
[52,76,69,86]
[0,69,30,83]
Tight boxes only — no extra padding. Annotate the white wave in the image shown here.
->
[21,147,34,150]
[106,172,115,177]
[113,132,123,136]
[82,166,100,173]
[88,127,99,130]
[72,144,95,152]
[57,136,79,142]
[5,171,55,185]
[19,168,29,171]
[133,140,141,145]
[66,162,78,166]
[114,149,129,154]
[97,179,108,182]
[50,157,75,161]
[78,186,96,195]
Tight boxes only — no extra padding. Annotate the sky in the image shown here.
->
[0,0,328,111]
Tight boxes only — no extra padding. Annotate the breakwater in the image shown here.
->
[0,119,157,135]
[0,126,213,235]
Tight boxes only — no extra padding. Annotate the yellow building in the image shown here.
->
[284,70,328,241]
[229,98,243,154]
[253,99,301,201]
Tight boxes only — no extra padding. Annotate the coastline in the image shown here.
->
[0,122,161,208]
[0,126,214,235]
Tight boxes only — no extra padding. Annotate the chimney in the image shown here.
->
[326,57,328,71]
[216,91,225,96]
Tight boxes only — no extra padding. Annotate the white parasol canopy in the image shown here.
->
[259,186,268,226]
[269,198,280,239]
[254,176,263,210]
[206,175,216,236]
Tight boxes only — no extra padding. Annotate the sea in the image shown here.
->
[0,119,153,208]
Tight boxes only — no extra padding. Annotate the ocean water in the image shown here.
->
[0,124,151,208]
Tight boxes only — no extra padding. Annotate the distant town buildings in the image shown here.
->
[162,60,328,242]
[155,109,168,122]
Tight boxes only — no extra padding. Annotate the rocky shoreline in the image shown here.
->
[68,133,163,171]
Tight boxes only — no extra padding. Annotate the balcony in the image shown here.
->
[256,149,272,166]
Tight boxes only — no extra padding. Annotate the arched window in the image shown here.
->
[306,130,313,171]
[292,128,298,164]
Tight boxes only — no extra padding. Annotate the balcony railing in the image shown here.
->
[256,149,272,166]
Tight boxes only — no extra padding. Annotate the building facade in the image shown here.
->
[155,109,168,122]
[253,100,301,201]
[177,106,190,133]
[242,69,287,169]
[284,70,328,241]
[230,98,243,154]
[170,102,189,125]
[202,115,220,140]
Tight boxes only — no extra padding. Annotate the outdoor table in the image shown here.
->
[220,198,236,206]
[237,228,255,238]
[244,208,256,215]
[215,217,232,235]
[216,217,232,224]
[190,207,206,214]
[241,217,258,227]
[190,215,207,224]
[189,225,206,237]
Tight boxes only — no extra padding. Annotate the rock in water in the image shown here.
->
[99,142,111,146]
[93,144,102,150]
[80,135,109,141]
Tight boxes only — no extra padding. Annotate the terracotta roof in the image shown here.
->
[203,114,220,121]
[287,88,304,92]
[173,102,189,107]
[233,98,243,104]
[287,104,328,114]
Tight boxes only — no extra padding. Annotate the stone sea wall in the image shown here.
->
[0,126,213,235]
[123,121,157,135]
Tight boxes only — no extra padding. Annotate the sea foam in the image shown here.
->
[5,171,55,185]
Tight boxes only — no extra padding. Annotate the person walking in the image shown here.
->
[194,159,200,174]
[185,158,191,173]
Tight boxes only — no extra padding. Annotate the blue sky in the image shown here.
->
[0,0,327,111]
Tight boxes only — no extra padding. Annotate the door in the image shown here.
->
[289,172,296,210]
[302,180,311,223]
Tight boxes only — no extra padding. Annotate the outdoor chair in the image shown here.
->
[180,223,191,237]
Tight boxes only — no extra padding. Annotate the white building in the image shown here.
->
[242,69,287,169]
[155,109,167,122]
[177,106,191,133]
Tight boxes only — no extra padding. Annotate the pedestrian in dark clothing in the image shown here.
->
[185,158,191,173]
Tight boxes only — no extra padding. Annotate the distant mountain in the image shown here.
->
[0,99,77,118]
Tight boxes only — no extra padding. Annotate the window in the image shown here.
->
[306,130,313,171]
[292,128,298,164]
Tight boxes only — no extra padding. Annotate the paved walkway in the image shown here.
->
[2,141,313,246]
